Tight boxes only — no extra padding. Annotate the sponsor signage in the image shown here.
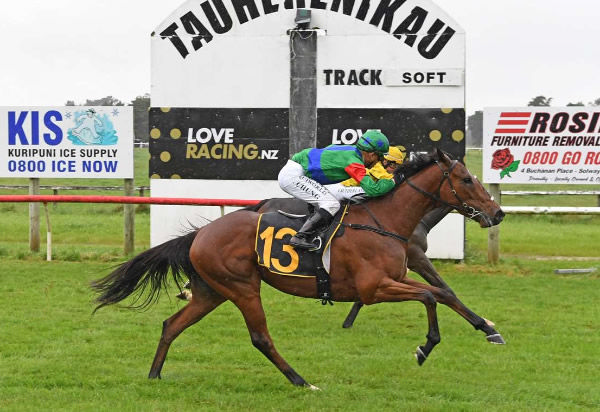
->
[483,107,600,184]
[149,107,465,180]
[149,108,287,179]
[317,108,465,160]
[0,107,133,178]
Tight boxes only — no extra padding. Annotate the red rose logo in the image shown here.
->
[491,148,520,179]
[491,148,514,170]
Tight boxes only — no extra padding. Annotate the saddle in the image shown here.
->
[255,204,349,304]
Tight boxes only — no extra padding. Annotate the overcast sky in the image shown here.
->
[1,0,599,113]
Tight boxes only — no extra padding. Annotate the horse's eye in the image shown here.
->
[463,177,473,184]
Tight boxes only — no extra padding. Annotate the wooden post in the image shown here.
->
[289,25,318,156]
[487,184,501,264]
[123,178,135,255]
[43,202,52,261]
[29,178,40,252]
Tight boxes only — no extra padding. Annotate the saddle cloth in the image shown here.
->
[255,204,348,278]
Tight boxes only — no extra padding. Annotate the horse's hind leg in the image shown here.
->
[148,285,226,379]
[342,301,364,328]
[235,296,318,389]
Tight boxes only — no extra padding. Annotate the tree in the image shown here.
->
[527,96,553,106]
[64,96,124,106]
[466,111,483,148]
[566,102,584,106]
[589,98,600,107]
[84,96,124,106]
[130,94,150,142]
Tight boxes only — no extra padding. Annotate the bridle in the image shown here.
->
[341,158,485,243]
[405,160,485,221]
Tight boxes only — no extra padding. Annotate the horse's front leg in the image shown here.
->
[401,278,505,344]
[366,278,441,365]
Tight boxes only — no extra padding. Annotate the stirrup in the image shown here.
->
[290,234,322,251]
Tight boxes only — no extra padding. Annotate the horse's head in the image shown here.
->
[433,148,504,227]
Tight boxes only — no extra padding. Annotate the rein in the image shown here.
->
[340,222,409,243]
[340,203,408,243]
[405,160,484,220]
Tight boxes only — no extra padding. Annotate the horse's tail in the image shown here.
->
[91,230,200,313]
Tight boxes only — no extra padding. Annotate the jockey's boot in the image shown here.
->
[289,209,334,250]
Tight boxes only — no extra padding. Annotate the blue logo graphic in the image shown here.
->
[67,108,118,145]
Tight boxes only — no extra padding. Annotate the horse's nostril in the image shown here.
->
[494,209,505,224]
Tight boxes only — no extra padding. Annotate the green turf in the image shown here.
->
[0,259,598,411]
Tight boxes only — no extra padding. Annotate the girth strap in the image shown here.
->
[315,265,333,305]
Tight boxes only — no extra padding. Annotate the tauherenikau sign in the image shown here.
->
[157,0,456,60]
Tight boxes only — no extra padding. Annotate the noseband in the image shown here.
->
[405,160,484,220]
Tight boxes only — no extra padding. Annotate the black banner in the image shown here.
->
[149,108,288,180]
[316,108,465,161]
[149,107,464,179]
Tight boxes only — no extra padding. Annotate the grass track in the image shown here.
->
[1,259,599,411]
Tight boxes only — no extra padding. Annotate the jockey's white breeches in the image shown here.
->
[324,183,366,202]
[277,160,341,215]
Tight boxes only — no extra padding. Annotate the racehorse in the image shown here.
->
[92,149,505,388]
[176,203,486,328]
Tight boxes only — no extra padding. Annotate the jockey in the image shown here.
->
[325,145,406,201]
[278,129,395,249]
[381,145,406,172]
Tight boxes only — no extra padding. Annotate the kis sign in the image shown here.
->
[8,110,63,145]
[0,107,133,178]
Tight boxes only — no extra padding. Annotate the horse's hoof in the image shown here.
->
[175,290,192,301]
[484,317,495,327]
[305,383,321,391]
[342,320,354,329]
[415,346,427,366]
[486,333,506,344]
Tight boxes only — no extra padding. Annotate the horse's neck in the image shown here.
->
[369,167,442,238]
[421,206,453,232]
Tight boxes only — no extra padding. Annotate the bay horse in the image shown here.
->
[92,149,505,388]
[176,203,486,329]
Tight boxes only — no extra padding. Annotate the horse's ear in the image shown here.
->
[435,147,450,165]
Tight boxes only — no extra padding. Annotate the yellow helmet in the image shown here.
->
[384,146,405,164]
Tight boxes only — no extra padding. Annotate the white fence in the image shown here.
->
[487,186,600,262]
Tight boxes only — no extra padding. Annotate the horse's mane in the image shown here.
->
[393,151,438,186]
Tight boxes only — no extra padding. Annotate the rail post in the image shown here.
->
[288,20,318,155]
[487,183,501,263]
[123,179,135,255]
[29,178,40,252]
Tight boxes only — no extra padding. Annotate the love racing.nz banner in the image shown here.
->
[0,106,133,178]
[149,107,465,180]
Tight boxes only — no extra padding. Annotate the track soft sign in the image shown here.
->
[483,108,600,184]
[0,107,133,178]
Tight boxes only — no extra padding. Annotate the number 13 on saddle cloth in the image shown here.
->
[255,204,349,278]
